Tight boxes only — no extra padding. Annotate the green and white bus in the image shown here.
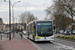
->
[26,20,54,41]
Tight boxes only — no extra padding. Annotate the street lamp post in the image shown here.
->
[15,17,17,24]
[12,1,20,38]
[9,0,11,40]
[4,0,20,40]
[15,17,17,29]
[4,0,11,40]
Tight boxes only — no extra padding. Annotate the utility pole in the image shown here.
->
[4,0,20,39]
[12,1,20,38]
[9,0,11,40]
[4,0,11,40]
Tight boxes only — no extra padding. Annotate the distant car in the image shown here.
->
[73,30,75,34]
[5,30,12,34]
[0,31,4,33]
[63,30,71,35]
[55,30,59,34]
[59,30,64,34]
[22,31,26,35]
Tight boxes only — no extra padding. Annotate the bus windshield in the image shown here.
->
[37,23,53,36]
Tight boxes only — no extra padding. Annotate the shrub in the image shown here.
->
[57,35,60,38]
[71,36,74,40]
[73,37,75,40]
[61,35,65,38]
[64,36,69,39]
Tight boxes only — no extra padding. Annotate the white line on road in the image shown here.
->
[52,41,75,50]
[57,49,60,50]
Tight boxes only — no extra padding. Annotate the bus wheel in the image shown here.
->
[35,41,38,43]
[34,41,39,43]
[49,41,50,42]
[47,41,50,42]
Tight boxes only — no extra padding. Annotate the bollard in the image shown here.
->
[1,35,2,39]
[7,34,8,38]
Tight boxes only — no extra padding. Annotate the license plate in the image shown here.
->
[43,39,48,41]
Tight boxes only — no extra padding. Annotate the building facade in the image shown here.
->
[0,18,3,31]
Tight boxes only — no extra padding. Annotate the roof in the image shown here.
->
[26,20,53,26]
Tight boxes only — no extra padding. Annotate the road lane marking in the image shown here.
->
[52,41,75,50]
[57,49,60,50]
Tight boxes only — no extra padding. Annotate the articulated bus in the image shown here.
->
[26,20,54,42]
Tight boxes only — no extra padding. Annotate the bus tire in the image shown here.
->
[34,41,38,43]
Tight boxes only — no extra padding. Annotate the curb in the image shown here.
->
[23,35,43,50]
[27,39,43,50]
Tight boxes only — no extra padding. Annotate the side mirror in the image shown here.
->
[54,26,55,30]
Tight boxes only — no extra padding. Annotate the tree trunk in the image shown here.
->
[71,15,73,34]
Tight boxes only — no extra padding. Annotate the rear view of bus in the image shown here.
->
[35,20,54,41]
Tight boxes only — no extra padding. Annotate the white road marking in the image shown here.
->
[57,49,60,50]
[53,41,75,50]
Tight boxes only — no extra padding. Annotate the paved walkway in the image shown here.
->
[0,39,37,50]
[0,33,37,50]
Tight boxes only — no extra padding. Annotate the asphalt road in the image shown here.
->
[35,38,75,50]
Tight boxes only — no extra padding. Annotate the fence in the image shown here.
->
[0,33,9,40]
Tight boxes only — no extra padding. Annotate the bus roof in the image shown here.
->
[34,20,53,21]
[26,20,53,26]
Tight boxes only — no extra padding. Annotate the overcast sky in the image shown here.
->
[0,0,53,24]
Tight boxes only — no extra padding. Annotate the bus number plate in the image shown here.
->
[43,39,48,41]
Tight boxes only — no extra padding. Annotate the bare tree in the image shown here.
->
[45,0,75,31]
[19,11,38,24]
[57,0,75,22]
[44,17,49,20]
[57,0,75,33]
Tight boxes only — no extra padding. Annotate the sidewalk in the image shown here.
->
[0,33,37,50]
[0,39,37,50]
